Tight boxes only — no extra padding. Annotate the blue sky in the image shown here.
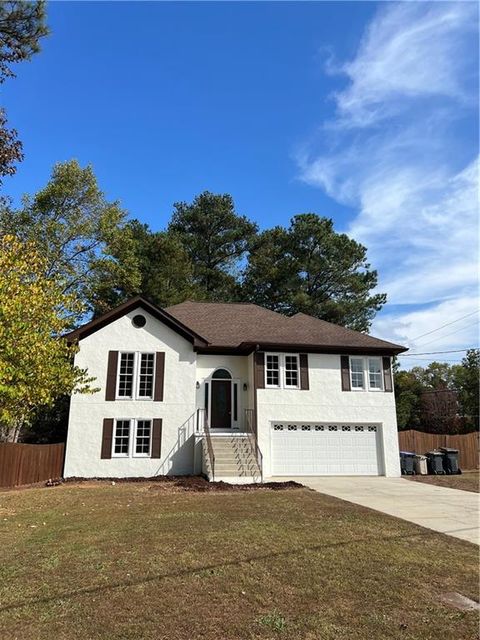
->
[2,1,478,366]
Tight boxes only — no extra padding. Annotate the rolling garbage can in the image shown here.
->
[440,447,461,475]
[400,451,415,475]
[414,454,428,475]
[426,450,445,474]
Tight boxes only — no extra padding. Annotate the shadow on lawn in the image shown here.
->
[2,525,477,613]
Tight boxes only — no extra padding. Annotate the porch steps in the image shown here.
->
[203,435,262,483]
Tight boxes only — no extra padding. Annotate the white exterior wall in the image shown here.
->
[256,353,401,478]
[64,311,400,480]
[64,308,197,478]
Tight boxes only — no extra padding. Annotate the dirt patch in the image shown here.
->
[64,475,303,492]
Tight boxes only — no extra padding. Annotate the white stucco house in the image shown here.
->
[64,296,407,482]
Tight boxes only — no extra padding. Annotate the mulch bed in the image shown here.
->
[64,475,303,492]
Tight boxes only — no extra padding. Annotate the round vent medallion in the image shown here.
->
[132,314,146,328]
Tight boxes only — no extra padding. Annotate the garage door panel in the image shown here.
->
[271,422,382,476]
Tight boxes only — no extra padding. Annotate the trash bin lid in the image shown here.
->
[439,447,459,453]
[426,450,443,455]
[414,454,427,459]
[400,451,415,456]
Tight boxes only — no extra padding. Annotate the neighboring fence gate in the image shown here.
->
[0,443,65,488]
[398,430,479,470]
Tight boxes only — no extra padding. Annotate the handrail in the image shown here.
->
[244,408,263,482]
[197,408,215,481]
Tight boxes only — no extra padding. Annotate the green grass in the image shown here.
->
[0,481,478,640]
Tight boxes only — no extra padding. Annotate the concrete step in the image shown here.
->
[203,435,262,482]
[209,452,258,463]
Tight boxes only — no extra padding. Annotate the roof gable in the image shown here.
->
[66,296,209,347]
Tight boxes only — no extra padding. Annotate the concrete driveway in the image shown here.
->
[272,476,479,545]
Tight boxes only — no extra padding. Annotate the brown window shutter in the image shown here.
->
[154,352,165,401]
[340,356,351,391]
[254,352,265,389]
[101,419,114,459]
[383,357,393,392]
[151,419,162,458]
[105,351,118,401]
[299,354,309,390]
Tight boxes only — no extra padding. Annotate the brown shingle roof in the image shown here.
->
[165,301,407,354]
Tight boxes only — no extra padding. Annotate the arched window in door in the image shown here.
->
[212,368,232,379]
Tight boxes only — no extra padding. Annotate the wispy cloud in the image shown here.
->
[297,2,479,366]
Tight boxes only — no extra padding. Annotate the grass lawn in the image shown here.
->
[0,481,478,640]
[408,471,479,493]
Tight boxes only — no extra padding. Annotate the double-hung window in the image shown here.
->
[349,357,383,391]
[113,419,131,456]
[112,418,152,457]
[116,352,155,399]
[265,353,300,389]
[118,353,135,397]
[284,355,299,388]
[350,357,365,390]
[266,354,280,387]
[368,358,383,390]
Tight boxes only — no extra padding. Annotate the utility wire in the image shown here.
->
[402,348,476,357]
[412,320,479,348]
[409,310,479,341]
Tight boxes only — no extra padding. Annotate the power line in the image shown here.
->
[413,320,480,348]
[402,348,476,357]
[398,358,463,362]
[410,310,479,341]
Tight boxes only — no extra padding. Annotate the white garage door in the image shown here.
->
[271,422,383,476]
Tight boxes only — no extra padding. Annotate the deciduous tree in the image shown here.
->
[0,160,140,323]
[0,235,95,441]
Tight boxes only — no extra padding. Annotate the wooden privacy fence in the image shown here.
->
[0,442,65,488]
[398,430,479,470]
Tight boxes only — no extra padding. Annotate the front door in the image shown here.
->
[211,380,232,429]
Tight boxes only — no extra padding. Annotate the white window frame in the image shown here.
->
[116,352,156,400]
[265,353,300,390]
[349,356,384,392]
[112,418,132,458]
[367,357,383,392]
[111,418,153,458]
[349,356,365,391]
[265,353,281,388]
[284,353,300,389]
[133,419,153,458]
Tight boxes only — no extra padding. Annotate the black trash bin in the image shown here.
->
[440,447,461,475]
[426,450,445,475]
[400,451,416,475]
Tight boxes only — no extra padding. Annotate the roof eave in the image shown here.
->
[196,341,408,355]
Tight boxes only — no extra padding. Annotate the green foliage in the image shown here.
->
[0,160,140,323]
[394,351,479,433]
[0,235,96,441]
[99,219,197,310]
[394,370,423,430]
[0,1,48,183]
[243,214,386,331]
[455,349,480,431]
[0,1,48,83]
[168,191,258,300]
